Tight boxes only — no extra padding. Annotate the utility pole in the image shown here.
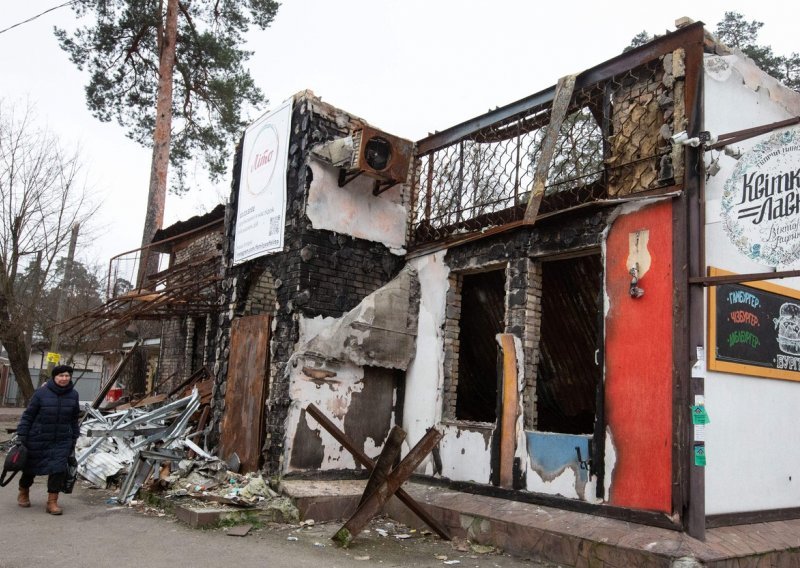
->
[43,222,80,383]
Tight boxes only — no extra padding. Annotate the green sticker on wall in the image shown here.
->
[694,444,706,467]
[691,405,710,425]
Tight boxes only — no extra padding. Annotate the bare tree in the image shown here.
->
[0,100,97,403]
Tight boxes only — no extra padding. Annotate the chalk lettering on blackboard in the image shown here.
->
[776,354,800,370]
[729,310,759,326]
[728,330,760,349]
[727,290,760,308]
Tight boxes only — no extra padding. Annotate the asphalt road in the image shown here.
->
[0,466,554,568]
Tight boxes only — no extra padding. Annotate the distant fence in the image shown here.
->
[2,368,102,406]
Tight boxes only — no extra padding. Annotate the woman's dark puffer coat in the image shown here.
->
[16,379,80,476]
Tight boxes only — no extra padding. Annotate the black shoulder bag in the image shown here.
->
[1,444,28,487]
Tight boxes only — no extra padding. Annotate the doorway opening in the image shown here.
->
[455,269,506,423]
[535,253,603,434]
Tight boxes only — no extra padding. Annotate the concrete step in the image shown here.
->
[281,479,800,567]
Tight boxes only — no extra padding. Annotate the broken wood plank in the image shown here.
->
[523,73,578,225]
[333,427,442,547]
[305,404,450,540]
[499,334,518,489]
[116,393,168,410]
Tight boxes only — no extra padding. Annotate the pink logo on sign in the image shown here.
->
[246,123,280,196]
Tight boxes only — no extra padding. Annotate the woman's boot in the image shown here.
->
[46,492,63,515]
[17,486,30,508]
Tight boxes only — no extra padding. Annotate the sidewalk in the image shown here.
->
[281,479,800,567]
[0,478,551,568]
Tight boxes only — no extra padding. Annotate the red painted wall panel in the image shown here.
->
[605,201,673,513]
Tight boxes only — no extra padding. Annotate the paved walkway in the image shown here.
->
[0,479,553,568]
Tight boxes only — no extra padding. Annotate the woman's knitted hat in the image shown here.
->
[51,365,74,378]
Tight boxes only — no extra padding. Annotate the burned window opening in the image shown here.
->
[455,269,507,423]
[536,254,602,435]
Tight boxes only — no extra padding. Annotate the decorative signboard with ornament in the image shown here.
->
[233,98,293,265]
[720,127,800,267]
[708,267,800,381]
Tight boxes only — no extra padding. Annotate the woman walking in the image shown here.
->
[15,364,80,515]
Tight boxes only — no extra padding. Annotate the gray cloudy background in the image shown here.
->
[0,0,796,267]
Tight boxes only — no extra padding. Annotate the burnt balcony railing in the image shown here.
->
[408,30,695,248]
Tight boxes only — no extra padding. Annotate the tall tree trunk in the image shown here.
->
[0,326,34,404]
[137,0,179,289]
[0,287,35,403]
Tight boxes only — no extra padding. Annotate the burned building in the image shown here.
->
[212,19,800,540]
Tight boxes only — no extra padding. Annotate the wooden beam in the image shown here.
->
[498,334,518,488]
[358,426,405,507]
[91,339,141,409]
[523,74,577,224]
[305,404,450,540]
[333,427,443,547]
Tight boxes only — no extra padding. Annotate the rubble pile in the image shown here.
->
[75,387,298,520]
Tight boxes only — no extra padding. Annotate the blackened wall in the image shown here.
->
[211,94,404,474]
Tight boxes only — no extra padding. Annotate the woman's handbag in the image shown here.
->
[0,444,28,487]
[62,454,78,494]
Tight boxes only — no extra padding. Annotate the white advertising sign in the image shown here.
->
[721,127,800,266]
[233,98,293,265]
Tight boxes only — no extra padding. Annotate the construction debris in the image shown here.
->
[74,385,302,527]
[77,388,209,502]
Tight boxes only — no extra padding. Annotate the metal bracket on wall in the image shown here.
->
[338,167,400,196]
[338,168,363,187]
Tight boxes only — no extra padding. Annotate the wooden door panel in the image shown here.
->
[219,314,271,472]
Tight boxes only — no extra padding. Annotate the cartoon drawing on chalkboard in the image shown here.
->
[774,302,800,355]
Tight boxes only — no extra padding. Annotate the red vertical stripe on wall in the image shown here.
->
[605,201,673,513]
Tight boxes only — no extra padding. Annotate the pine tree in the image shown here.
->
[55,0,280,283]
[715,12,799,91]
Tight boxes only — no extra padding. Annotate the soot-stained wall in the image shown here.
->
[211,93,407,474]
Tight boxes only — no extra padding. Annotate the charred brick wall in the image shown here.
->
[211,94,404,474]
[155,230,223,392]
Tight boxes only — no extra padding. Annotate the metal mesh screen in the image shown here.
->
[411,59,676,245]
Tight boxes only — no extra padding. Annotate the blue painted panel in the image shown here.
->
[526,431,591,480]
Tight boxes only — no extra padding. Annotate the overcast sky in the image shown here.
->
[1,1,797,270]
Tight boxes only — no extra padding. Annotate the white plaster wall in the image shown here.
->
[283,359,364,472]
[704,373,800,513]
[438,423,493,484]
[306,159,408,253]
[704,53,800,513]
[283,314,398,473]
[526,466,580,500]
[403,252,449,468]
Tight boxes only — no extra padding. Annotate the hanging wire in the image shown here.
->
[0,1,76,36]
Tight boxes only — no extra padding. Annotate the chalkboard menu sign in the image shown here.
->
[709,268,800,382]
